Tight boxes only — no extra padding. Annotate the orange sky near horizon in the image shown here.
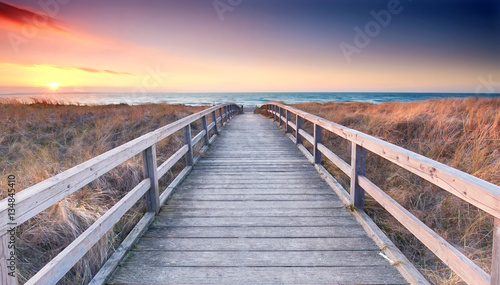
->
[0,0,499,93]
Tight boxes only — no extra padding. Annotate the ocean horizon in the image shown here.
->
[1,92,499,107]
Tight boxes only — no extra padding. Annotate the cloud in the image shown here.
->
[49,65,134,76]
[0,1,67,32]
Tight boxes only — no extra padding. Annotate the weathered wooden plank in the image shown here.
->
[358,175,490,285]
[201,116,210,145]
[123,250,390,267]
[298,128,314,145]
[158,207,349,217]
[169,194,337,201]
[143,226,367,238]
[26,179,151,285]
[492,218,500,285]
[108,266,407,285]
[317,143,351,176]
[134,237,379,251]
[191,129,207,146]
[89,212,155,285]
[150,216,358,227]
[0,233,17,285]
[142,145,160,214]
[157,145,188,179]
[350,143,367,209]
[314,124,323,164]
[164,200,344,209]
[183,125,193,166]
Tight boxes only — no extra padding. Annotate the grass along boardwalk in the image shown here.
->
[107,112,408,284]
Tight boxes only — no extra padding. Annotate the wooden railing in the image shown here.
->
[0,103,242,285]
[263,102,500,285]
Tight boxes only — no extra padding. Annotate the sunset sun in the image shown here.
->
[46,82,61,90]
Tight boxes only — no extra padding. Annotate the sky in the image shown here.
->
[0,0,499,93]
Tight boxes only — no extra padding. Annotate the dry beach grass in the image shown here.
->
[0,99,207,284]
[288,97,500,284]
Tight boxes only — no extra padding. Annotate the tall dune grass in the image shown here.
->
[289,97,500,284]
[0,99,207,284]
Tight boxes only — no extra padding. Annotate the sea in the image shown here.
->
[1,92,499,106]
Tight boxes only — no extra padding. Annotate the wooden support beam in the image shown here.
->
[0,233,17,285]
[219,108,223,127]
[296,115,302,145]
[279,107,283,126]
[314,124,323,165]
[286,110,291,133]
[211,111,219,135]
[350,143,366,209]
[183,125,194,167]
[492,218,500,285]
[142,145,160,214]
[201,116,210,145]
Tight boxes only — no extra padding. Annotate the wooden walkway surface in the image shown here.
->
[108,113,407,284]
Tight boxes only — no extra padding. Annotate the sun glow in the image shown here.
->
[46,82,61,90]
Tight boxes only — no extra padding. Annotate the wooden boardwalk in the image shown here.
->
[108,113,407,284]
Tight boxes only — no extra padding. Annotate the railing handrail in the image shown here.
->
[263,101,500,285]
[0,103,241,285]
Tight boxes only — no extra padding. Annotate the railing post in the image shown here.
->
[492,218,500,284]
[142,144,160,214]
[1,232,18,285]
[350,142,367,209]
[296,115,302,145]
[224,106,228,123]
[314,124,323,164]
[219,108,223,127]
[279,108,283,126]
[183,125,194,166]
[211,111,219,135]
[285,110,291,133]
[201,115,210,145]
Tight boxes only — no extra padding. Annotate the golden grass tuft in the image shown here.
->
[289,97,500,284]
[0,99,207,284]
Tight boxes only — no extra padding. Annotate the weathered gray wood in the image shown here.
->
[89,212,155,285]
[0,233,17,285]
[491,218,500,285]
[134,237,379,251]
[296,115,302,145]
[201,116,210,145]
[298,128,314,145]
[151,216,358,227]
[286,110,291,133]
[159,207,349,217]
[350,142,366,209]
[164,200,344,209]
[218,107,223,127]
[157,145,188,179]
[314,124,323,164]
[123,250,390,267]
[170,193,337,201]
[26,179,151,285]
[358,175,490,285]
[144,226,367,238]
[108,266,407,285]
[317,143,351,176]
[211,111,219,135]
[142,145,160,214]
[183,125,193,166]
[191,129,206,145]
